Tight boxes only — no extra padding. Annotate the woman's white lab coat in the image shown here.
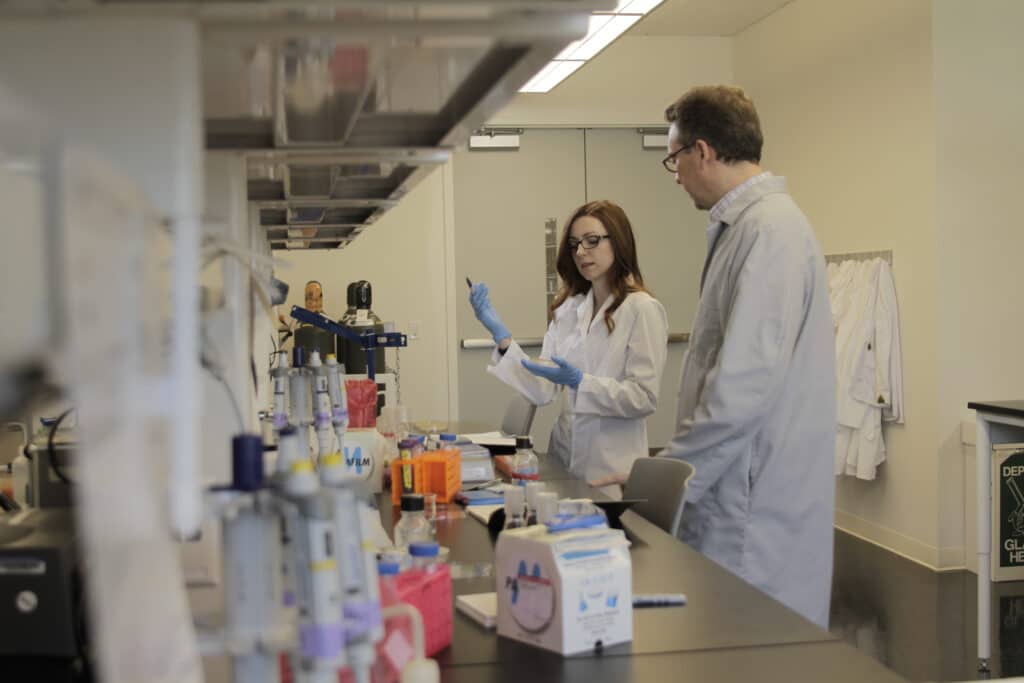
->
[487,291,668,483]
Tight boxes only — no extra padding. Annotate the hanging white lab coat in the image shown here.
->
[487,291,668,483]
[661,175,837,629]
[828,258,903,480]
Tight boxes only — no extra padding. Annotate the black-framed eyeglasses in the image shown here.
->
[662,143,695,173]
[567,234,610,251]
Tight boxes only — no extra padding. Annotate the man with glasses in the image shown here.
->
[658,86,836,628]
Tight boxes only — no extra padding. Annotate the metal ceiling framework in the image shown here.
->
[0,0,613,249]
[194,1,616,250]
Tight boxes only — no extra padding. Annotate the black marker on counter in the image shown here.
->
[632,593,688,608]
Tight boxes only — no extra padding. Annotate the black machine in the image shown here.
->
[0,508,90,682]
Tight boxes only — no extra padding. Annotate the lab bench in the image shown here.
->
[379,455,907,683]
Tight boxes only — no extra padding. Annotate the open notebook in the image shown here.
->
[455,592,497,629]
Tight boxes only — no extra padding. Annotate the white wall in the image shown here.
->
[933,0,1024,560]
[281,164,456,426]
[734,1,945,565]
[489,36,733,127]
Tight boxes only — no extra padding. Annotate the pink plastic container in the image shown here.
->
[338,563,452,683]
[396,563,453,657]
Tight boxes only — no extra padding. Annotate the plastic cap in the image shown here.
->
[231,433,265,491]
[515,436,532,450]
[439,433,456,441]
[293,346,306,368]
[400,657,439,683]
[377,561,401,576]
[400,494,425,512]
[408,541,440,558]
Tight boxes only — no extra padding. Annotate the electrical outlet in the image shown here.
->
[408,320,421,340]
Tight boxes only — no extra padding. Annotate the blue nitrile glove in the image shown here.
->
[469,282,511,344]
[521,356,583,389]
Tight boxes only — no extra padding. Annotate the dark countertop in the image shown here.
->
[378,454,906,683]
[441,640,907,683]
[968,400,1024,419]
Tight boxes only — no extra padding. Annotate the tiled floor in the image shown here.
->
[831,530,1024,681]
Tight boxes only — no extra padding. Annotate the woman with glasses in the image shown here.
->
[468,200,669,486]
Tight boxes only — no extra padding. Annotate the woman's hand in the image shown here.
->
[469,282,511,344]
[521,356,582,389]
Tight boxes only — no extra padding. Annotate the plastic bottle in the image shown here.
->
[503,486,527,531]
[394,494,433,547]
[524,481,546,526]
[511,436,539,483]
[536,491,559,526]
[377,561,402,606]
[409,541,440,572]
[438,433,457,451]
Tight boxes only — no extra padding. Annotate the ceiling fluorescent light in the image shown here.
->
[564,14,640,61]
[615,0,666,14]
[520,60,561,92]
[555,13,613,60]
[520,60,584,93]
[519,0,661,94]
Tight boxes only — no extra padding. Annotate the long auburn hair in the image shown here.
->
[551,200,651,334]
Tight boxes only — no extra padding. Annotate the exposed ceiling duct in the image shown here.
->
[195,1,616,250]
[0,0,613,250]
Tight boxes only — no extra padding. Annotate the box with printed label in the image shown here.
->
[341,428,384,494]
[495,523,632,655]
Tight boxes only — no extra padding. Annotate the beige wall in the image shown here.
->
[933,0,1024,556]
[281,164,456,426]
[734,0,944,564]
[489,36,733,128]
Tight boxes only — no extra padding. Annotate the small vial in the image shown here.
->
[511,436,539,483]
[397,438,418,493]
[524,482,546,526]
[377,561,401,606]
[394,494,432,547]
[503,487,527,531]
[409,541,440,572]
[536,491,559,526]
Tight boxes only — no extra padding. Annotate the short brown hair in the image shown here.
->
[551,200,651,334]
[665,85,763,163]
